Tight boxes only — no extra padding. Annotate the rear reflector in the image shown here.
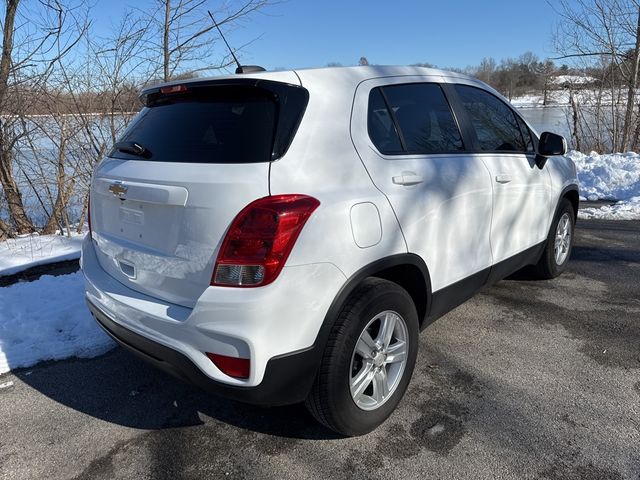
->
[160,84,188,94]
[212,194,320,287]
[206,352,250,379]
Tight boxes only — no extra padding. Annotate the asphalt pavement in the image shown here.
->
[0,219,638,480]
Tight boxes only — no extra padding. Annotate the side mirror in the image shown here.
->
[536,132,567,168]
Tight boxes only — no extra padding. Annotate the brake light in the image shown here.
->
[206,352,250,379]
[160,84,188,94]
[212,195,320,287]
[87,194,92,235]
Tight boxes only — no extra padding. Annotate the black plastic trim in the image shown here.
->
[425,268,489,327]
[485,241,546,286]
[423,240,546,328]
[556,184,580,221]
[87,299,319,406]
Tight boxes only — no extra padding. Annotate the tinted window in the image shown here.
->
[368,88,403,153]
[515,114,535,152]
[382,84,463,154]
[112,86,278,163]
[454,85,529,152]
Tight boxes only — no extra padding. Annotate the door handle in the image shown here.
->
[495,174,513,184]
[392,172,424,186]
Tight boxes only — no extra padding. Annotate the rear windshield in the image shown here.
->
[111,83,307,163]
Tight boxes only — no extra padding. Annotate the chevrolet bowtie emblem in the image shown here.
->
[109,183,128,197]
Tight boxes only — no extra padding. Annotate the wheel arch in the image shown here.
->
[561,186,579,222]
[322,254,432,336]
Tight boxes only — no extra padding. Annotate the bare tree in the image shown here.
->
[143,0,271,82]
[553,0,640,151]
[0,0,26,237]
[0,0,87,238]
[49,12,151,233]
[475,57,497,85]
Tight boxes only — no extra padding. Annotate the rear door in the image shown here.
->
[449,83,552,264]
[351,78,494,293]
[90,80,308,307]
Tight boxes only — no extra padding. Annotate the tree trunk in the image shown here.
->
[76,189,89,234]
[0,145,34,234]
[0,218,10,240]
[621,8,640,151]
[570,89,582,152]
[632,100,640,151]
[163,0,171,81]
[0,0,19,102]
[0,0,33,235]
[41,119,70,234]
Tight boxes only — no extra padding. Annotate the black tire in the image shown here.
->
[305,277,419,436]
[533,198,575,279]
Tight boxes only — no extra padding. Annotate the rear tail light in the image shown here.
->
[212,194,320,287]
[206,352,250,379]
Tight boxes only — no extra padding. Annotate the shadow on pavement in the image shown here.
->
[12,347,340,440]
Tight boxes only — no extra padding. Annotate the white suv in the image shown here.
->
[82,66,579,436]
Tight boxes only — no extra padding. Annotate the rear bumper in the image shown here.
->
[81,234,347,405]
[87,298,319,406]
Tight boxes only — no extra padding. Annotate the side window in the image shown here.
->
[382,83,464,154]
[367,88,402,154]
[515,114,535,153]
[454,85,528,152]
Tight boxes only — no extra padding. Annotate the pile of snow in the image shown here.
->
[0,271,115,375]
[567,150,640,201]
[578,197,640,220]
[0,232,84,276]
[550,75,597,86]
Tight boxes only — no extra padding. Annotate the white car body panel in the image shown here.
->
[82,65,578,393]
[474,152,552,263]
[269,68,408,279]
[91,159,270,308]
[350,76,494,291]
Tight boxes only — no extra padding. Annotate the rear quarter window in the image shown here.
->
[367,83,464,155]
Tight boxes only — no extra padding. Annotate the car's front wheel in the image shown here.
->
[533,198,575,279]
[305,278,418,436]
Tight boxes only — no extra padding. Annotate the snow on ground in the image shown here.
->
[0,232,84,276]
[568,150,640,201]
[512,87,640,108]
[578,197,640,220]
[0,271,115,375]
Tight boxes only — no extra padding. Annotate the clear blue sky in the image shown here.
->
[92,0,565,71]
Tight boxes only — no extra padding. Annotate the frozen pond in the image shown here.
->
[519,106,571,143]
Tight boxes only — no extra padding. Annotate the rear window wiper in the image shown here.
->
[112,141,152,159]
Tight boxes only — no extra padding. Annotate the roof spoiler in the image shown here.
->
[235,65,266,74]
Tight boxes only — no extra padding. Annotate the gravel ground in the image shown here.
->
[0,219,638,480]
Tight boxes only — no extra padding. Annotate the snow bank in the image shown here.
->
[578,197,640,220]
[0,271,115,374]
[0,232,84,276]
[567,150,640,201]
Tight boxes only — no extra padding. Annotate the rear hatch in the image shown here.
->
[90,78,308,307]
